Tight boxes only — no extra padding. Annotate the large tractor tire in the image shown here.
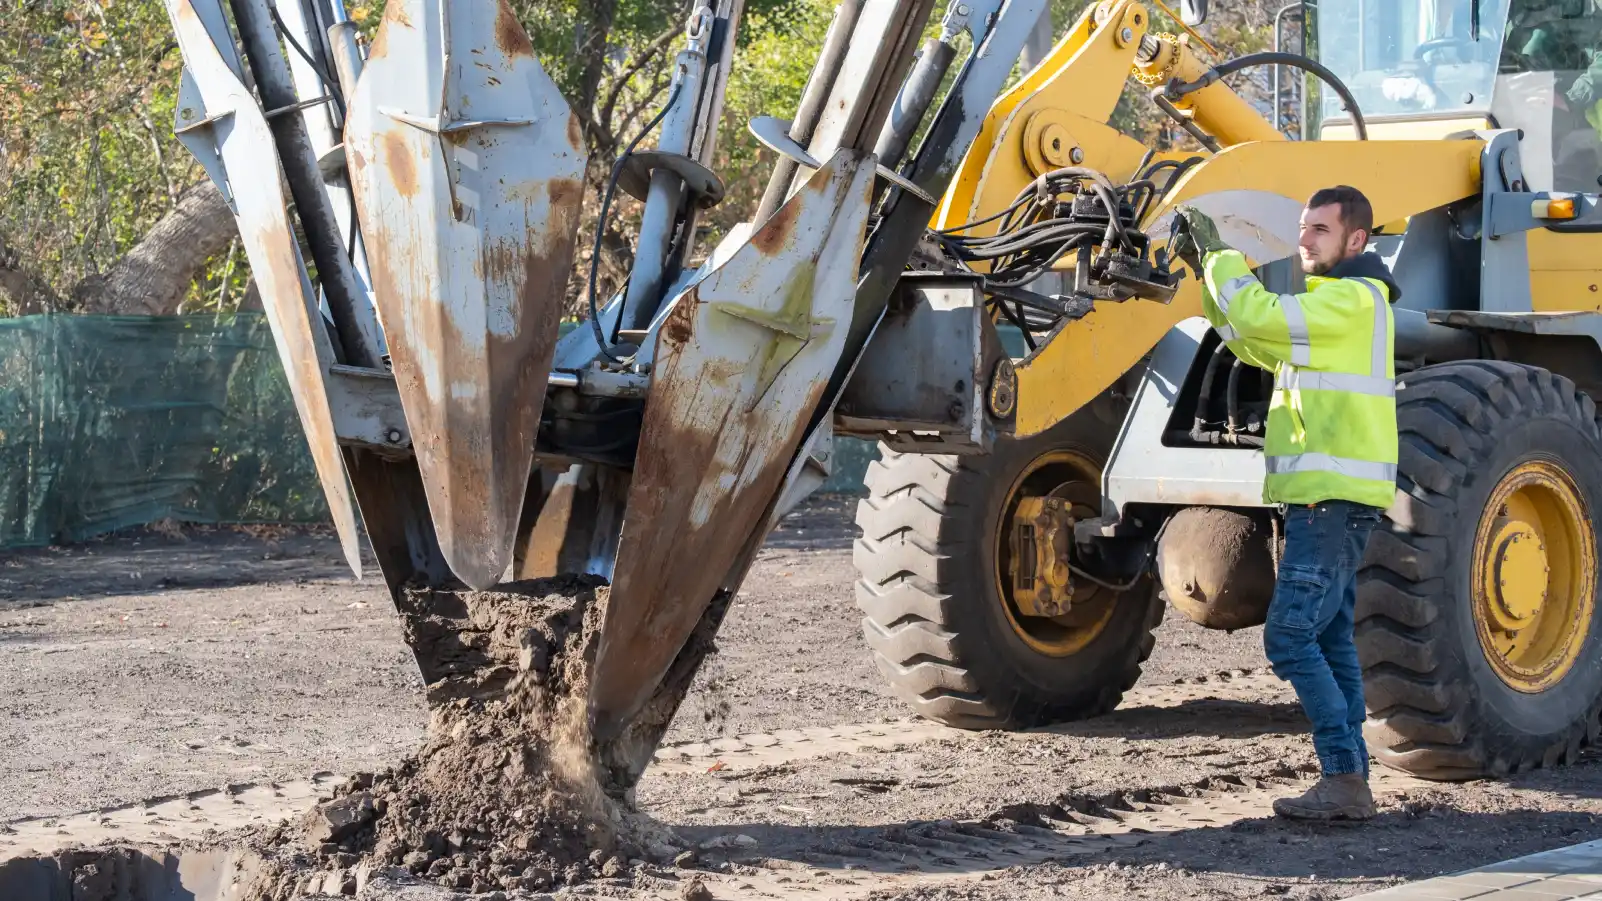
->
[1360,360,1602,779]
[853,397,1164,728]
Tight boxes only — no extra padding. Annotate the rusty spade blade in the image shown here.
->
[345,0,586,590]
[165,0,363,576]
[589,150,877,738]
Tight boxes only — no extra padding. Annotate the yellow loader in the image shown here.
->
[159,0,1602,788]
[857,0,1602,780]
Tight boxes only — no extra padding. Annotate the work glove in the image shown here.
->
[1566,49,1602,108]
[1169,205,1227,273]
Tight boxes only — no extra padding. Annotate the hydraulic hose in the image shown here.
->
[1166,51,1368,141]
[1225,356,1247,442]
[874,37,958,170]
[1192,341,1231,436]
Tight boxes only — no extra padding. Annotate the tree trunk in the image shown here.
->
[72,180,237,316]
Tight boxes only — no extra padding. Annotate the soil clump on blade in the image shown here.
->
[244,575,649,897]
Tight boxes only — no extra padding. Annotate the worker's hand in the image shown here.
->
[1176,206,1226,253]
[1169,206,1226,272]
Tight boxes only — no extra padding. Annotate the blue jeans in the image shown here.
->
[1264,500,1384,777]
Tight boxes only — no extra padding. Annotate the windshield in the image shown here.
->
[1309,0,1513,121]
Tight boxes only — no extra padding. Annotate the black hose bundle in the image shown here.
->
[933,156,1202,343]
[936,166,1133,288]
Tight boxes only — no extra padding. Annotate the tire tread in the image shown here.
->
[1360,361,1602,780]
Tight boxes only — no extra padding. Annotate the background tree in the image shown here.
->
[0,0,237,315]
[0,0,1301,319]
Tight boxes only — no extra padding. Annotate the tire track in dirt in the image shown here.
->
[0,773,340,859]
[651,668,1287,774]
[621,768,1431,900]
[0,669,1285,860]
[0,765,1432,899]
[0,668,1298,893]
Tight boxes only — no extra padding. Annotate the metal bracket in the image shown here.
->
[327,364,411,452]
[834,274,1011,453]
[1477,129,1535,313]
[749,115,940,204]
[616,150,727,209]
[379,107,536,134]
[1488,191,1600,238]
[173,67,236,212]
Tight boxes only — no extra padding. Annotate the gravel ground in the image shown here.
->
[5,498,1602,900]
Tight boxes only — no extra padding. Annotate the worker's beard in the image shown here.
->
[1301,254,1334,276]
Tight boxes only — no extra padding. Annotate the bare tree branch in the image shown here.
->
[574,0,620,117]
[617,73,674,142]
[599,25,682,145]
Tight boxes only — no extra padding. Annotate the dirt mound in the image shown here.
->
[245,575,657,897]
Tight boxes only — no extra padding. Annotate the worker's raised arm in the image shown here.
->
[1200,248,1375,370]
[1200,249,1302,366]
[1196,264,1282,371]
[1171,206,1297,369]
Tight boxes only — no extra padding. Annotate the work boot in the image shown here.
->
[1272,774,1375,821]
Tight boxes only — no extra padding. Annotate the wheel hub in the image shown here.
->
[1483,517,1549,632]
[1471,460,1596,692]
[1009,495,1075,618]
[994,450,1122,657]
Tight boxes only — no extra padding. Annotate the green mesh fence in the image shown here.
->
[0,313,326,548]
[0,313,877,550]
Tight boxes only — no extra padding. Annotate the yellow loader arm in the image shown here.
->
[942,0,1483,436]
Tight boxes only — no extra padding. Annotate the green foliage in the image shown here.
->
[1,0,1294,319]
[0,0,199,312]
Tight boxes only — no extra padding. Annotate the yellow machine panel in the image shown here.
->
[1529,231,1602,313]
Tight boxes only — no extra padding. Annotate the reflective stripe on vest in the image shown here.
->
[1279,294,1312,366]
[1216,274,1257,313]
[1215,275,1313,366]
[1275,368,1395,397]
[1357,278,1389,379]
[1265,452,1397,482]
[1268,276,1395,485]
[1215,323,1239,342]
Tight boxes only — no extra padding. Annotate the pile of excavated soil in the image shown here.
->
[244,575,659,897]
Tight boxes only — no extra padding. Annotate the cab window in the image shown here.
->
[1309,0,1512,123]
[1495,0,1602,191]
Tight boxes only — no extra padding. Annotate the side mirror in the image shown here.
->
[1179,0,1209,26]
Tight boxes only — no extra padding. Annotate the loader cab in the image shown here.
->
[1309,0,1602,190]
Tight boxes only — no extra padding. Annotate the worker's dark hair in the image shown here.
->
[1306,185,1374,237]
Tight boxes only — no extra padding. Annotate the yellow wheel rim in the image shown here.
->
[993,450,1122,657]
[1471,460,1597,692]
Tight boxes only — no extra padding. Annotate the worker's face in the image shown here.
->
[1298,203,1368,275]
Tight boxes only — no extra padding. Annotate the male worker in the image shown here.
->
[1170,187,1398,822]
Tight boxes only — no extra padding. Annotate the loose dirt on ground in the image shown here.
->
[245,577,639,898]
[5,496,1602,900]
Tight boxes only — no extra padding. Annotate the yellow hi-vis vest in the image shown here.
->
[1200,249,1398,509]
